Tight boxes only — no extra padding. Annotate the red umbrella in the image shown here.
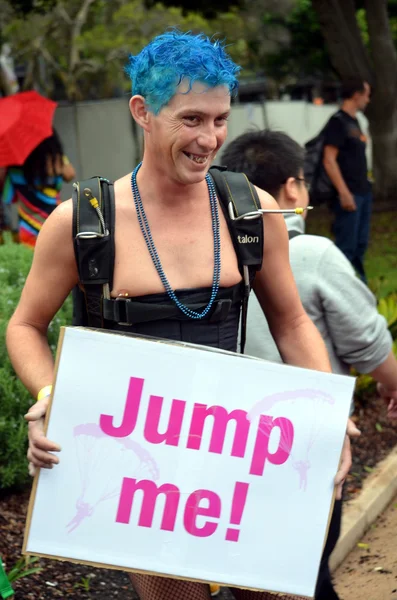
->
[0,90,57,167]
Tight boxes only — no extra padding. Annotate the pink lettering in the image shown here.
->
[249,416,294,476]
[225,482,249,542]
[187,404,250,457]
[144,395,186,446]
[183,489,221,537]
[100,377,143,438]
[116,478,180,531]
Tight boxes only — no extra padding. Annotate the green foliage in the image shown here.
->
[7,556,42,584]
[257,0,334,81]
[377,293,397,340]
[4,0,249,101]
[74,576,91,591]
[354,291,397,399]
[0,241,72,490]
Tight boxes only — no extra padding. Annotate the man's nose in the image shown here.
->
[197,126,218,151]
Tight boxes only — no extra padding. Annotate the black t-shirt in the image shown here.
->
[323,109,370,195]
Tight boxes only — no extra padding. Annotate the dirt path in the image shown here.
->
[334,494,397,600]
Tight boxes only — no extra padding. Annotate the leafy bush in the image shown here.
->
[377,293,397,340]
[354,291,397,399]
[0,243,72,490]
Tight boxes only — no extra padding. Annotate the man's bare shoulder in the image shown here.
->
[114,173,133,202]
[253,185,279,210]
[36,200,74,250]
[45,199,73,228]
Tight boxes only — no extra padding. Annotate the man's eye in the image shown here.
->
[184,116,199,123]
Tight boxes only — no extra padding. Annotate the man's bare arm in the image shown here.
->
[252,187,332,373]
[6,200,78,398]
[323,145,356,211]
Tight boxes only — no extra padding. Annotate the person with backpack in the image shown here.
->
[7,31,354,600]
[322,79,372,283]
[222,129,397,600]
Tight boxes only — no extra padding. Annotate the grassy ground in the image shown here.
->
[306,207,397,298]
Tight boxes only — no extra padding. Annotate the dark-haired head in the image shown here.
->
[340,79,371,112]
[222,129,304,199]
[22,130,64,187]
[341,79,366,100]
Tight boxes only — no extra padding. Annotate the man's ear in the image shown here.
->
[129,95,151,132]
[284,177,299,204]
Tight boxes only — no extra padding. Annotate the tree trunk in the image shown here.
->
[312,0,397,203]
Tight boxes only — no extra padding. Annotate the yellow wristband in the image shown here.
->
[37,385,52,402]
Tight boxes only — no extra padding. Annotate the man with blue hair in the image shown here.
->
[8,31,355,600]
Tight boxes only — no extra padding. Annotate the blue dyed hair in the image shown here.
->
[125,30,240,114]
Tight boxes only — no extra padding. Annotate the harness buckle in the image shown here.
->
[114,296,133,326]
[75,230,110,240]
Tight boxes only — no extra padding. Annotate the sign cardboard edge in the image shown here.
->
[22,326,66,555]
[21,550,312,598]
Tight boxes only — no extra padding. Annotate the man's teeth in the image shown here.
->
[186,153,208,164]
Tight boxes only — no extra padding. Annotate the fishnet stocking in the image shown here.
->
[129,574,304,600]
[129,573,211,600]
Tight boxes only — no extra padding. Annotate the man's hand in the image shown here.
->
[346,418,361,438]
[377,382,397,420]
[334,435,351,500]
[388,400,397,420]
[25,397,61,473]
[339,190,356,212]
[334,418,361,500]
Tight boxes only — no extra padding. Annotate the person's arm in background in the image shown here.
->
[6,200,78,469]
[323,116,356,212]
[62,155,76,182]
[376,359,397,420]
[253,187,359,498]
[316,243,397,418]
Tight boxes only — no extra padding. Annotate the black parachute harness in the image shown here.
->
[71,166,310,352]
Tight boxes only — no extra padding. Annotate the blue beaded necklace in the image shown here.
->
[131,162,221,319]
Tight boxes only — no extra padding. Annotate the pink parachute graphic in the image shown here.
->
[66,423,159,533]
[248,389,336,492]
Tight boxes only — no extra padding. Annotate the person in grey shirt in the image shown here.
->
[222,129,397,600]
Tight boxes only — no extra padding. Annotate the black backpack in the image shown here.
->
[71,166,264,353]
[304,111,342,206]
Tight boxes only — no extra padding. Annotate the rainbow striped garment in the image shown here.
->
[1,167,62,248]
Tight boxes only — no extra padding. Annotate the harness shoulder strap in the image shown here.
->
[72,177,115,328]
[210,166,264,271]
[209,166,264,353]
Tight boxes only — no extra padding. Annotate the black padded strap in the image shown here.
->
[209,167,264,354]
[103,284,244,326]
[209,167,263,272]
[72,177,115,287]
[72,177,115,328]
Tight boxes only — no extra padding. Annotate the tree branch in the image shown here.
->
[312,0,372,81]
[55,4,73,26]
[364,0,397,87]
[69,0,96,72]
[32,38,63,73]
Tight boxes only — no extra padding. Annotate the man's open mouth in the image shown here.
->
[183,152,209,164]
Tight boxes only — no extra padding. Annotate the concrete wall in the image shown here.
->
[54,99,371,200]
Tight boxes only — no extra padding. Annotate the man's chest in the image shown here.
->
[343,120,367,150]
[111,203,241,296]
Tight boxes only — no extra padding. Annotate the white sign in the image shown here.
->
[24,327,354,597]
